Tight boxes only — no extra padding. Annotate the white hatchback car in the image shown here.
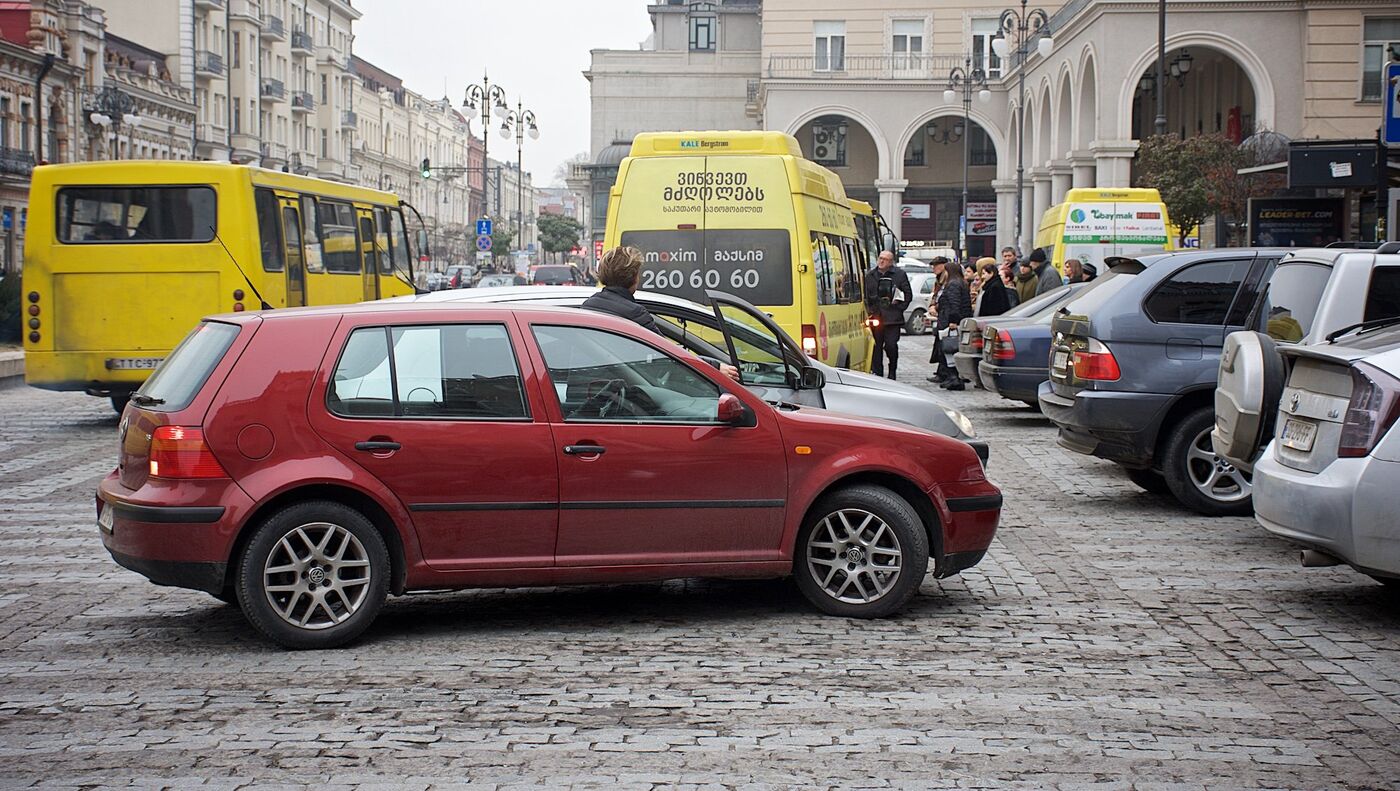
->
[1250,324,1400,586]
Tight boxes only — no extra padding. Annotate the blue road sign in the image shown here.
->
[476,218,493,236]
[476,234,492,252]
[1386,62,1400,147]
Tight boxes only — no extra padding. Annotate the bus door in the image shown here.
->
[278,198,307,307]
[356,207,380,301]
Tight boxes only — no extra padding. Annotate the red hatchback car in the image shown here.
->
[98,303,1001,648]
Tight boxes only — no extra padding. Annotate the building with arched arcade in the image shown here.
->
[587,0,1399,261]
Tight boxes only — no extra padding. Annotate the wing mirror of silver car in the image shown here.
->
[799,366,826,390]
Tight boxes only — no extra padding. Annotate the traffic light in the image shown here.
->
[420,158,431,179]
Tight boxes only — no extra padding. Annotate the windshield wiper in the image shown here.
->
[129,394,165,407]
[1326,315,1400,343]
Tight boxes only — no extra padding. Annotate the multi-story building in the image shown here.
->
[491,157,535,254]
[590,0,1400,255]
[101,35,196,161]
[101,0,358,181]
[349,56,488,272]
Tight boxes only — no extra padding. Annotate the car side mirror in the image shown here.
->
[716,393,749,426]
[415,229,430,259]
[799,365,826,390]
[883,231,900,257]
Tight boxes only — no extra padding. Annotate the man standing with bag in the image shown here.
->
[864,250,912,380]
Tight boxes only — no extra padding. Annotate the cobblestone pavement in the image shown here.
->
[1,336,1398,790]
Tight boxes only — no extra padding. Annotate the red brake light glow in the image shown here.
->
[1072,338,1121,381]
[1339,362,1400,458]
[149,426,228,479]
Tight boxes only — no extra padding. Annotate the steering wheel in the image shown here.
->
[578,379,646,419]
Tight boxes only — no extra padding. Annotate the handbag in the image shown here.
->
[940,327,960,356]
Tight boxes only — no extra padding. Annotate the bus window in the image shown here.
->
[373,207,393,275]
[390,208,413,276]
[319,200,359,274]
[813,235,836,305]
[300,195,324,273]
[254,189,283,272]
[359,215,380,300]
[57,186,216,243]
[840,238,863,303]
[282,207,306,307]
[814,233,859,306]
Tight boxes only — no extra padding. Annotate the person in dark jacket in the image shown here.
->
[974,258,1014,317]
[928,257,972,390]
[863,249,912,379]
[583,246,740,380]
[1028,247,1062,296]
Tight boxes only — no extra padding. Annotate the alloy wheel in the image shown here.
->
[262,522,372,630]
[805,508,904,604]
[1185,426,1252,503]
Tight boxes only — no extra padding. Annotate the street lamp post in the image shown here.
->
[86,86,140,160]
[462,73,508,223]
[499,100,539,257]
[1155,0,1167,136]
[944,57,991,263]
[992,0,1054,255]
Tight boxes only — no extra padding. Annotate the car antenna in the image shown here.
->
[209,225,272,310]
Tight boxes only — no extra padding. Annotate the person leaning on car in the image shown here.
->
[583,246,741,380]
[864,250,912,380]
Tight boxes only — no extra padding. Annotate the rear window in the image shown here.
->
[1007,284,1074,317]
[532,266,575,285]
[58,186,217,243]
[1256,262,1331,342]
[1364,267,1400,323]
[135,321,241,411]
[1054,268,1139,317]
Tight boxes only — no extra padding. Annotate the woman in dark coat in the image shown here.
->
[974,257,1014,317]
[928,258,972,389]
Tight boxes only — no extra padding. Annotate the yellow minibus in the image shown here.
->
[1035,187,1176,275]
[604,131,872,371]
[23,161,419,410]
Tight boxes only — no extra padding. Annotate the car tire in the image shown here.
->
[1161,408,1253,517]
[235,500,390,650]
[110,395,130,414]
[209,588,238,605]
[794,485,929,619]
[1125,467,1171,495]
[906,309,928,335]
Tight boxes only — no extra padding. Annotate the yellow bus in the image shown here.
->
[22,161,419,410]
[604,131,872,372]
[1034,187,1176,276]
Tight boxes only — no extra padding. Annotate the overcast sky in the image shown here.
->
[353,0,654,185]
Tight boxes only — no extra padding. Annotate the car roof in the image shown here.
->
[214,299,629,326]
[386,285,715,313]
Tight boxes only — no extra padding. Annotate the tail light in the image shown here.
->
[992,330,1015,361]
[1072,337,1121,381]
[149,426,228,479]
[801,324,818,356]
[1339,362,1400,458]
[971,330,984,353]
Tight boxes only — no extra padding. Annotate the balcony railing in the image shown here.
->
[262,15,285,40]
[291,91,315,112]
[765,53,967,81]
[341,110,357,128]
[194,0,225,8]
[260,78,285,101]
[0,146,35,176]
[260,141,288,161]
[194,50,225,77]
[290,30,313,54]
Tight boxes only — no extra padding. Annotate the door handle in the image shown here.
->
[354,440,402,452]
[563,444,606,456]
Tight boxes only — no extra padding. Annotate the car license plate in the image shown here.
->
[961,330,971,345]
[105,357,163,370]
[1281,418,1317,452]
[98,503,114,534]
[1052,349,1069,372]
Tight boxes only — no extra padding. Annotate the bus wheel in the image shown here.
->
[110,395,130,414]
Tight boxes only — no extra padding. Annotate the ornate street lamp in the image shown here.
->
[462,73,508,218]
[945,57,991,263]
[992,0,1053,254]
[499,99,539,257]
[86,86,140,160]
